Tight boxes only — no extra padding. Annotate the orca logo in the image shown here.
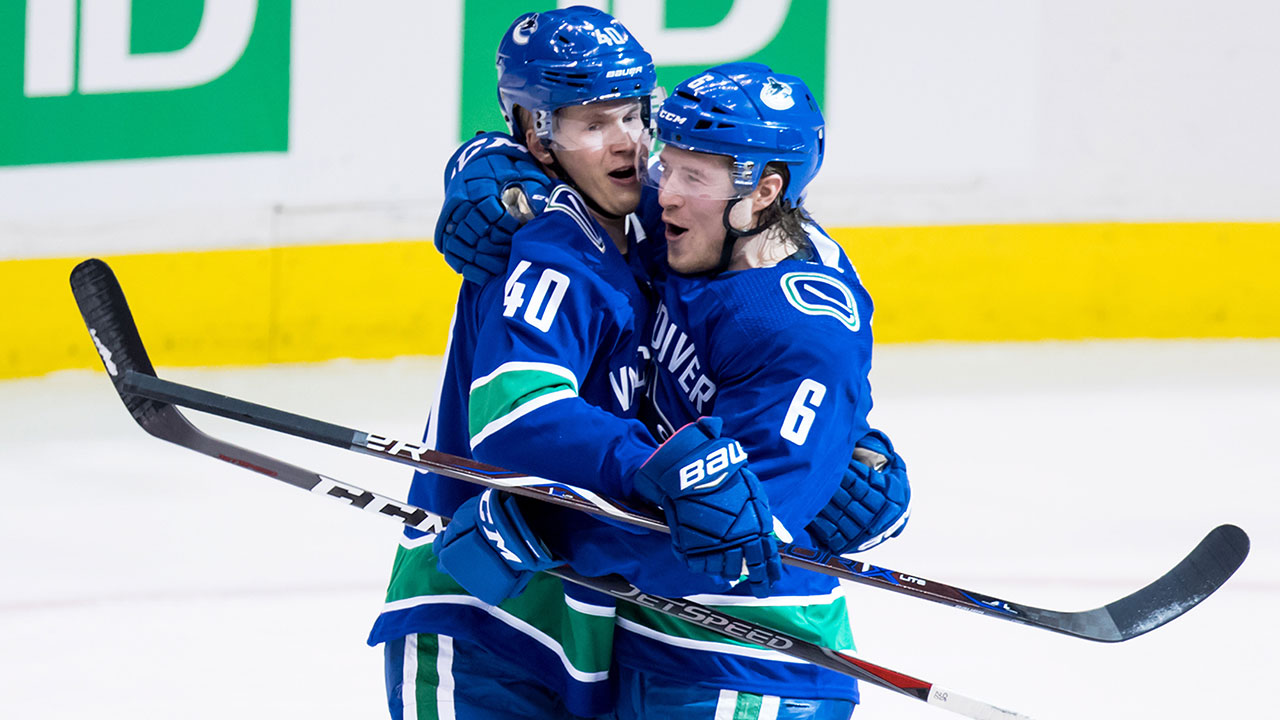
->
[759,78,795,111]
[512,15,538,45]
[780,273,860,331]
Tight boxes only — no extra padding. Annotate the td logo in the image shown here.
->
[458,0,828,138]
[1,0,290,166]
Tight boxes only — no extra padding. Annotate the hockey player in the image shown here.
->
[368,9,782,719]
[431,64,912,719]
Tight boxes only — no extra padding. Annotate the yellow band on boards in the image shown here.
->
[831,222,1280,343]
[1,241,462,380]
[2,222,1277,380]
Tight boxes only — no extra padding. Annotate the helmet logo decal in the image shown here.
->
[760,78,795,111]
[780,273,860,331]
[512,16,537,45]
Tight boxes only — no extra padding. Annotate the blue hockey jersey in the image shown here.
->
[368,184,661,716]
[372,163,877,708]
[550,224,876,702]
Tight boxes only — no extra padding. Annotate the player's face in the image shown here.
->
[550,99,648,217]
[655,146,738,274]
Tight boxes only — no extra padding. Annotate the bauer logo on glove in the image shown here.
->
[634,417,782,597]
[678,439,747,491]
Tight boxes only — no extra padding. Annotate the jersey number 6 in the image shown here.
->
[780,379,827,446]
[504,260,571,332]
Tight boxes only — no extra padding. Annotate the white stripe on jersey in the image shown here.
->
[625,212,647,243]
[436,635,456,720]
[469,388,577,449]
[714,690,738,720]
[399,533,437,549]
[381,594,611,683]
[403,634,419,720]
[470,361,579,393]
[565,594,616,617]
[804,223,843,269]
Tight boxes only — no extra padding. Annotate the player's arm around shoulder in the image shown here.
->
[434,131,553,283]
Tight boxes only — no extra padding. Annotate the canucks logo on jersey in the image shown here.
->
[779,272,861,331]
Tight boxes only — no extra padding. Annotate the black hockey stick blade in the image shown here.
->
[72,258,162,426]
[1090,523,1249,641]
[68,257,440,530]
[68,259,1031,719]
[836,523,1249,644]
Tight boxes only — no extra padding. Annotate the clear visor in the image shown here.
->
[549,98,652,152]
[643,143,747,201]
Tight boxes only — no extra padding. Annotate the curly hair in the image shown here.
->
[755,163,814,259]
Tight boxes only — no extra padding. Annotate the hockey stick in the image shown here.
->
[72,259,1250,644]
[119,376,1250,644]
[70,258,1029,720]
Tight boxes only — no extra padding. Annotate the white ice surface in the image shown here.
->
[1,342,1276,719]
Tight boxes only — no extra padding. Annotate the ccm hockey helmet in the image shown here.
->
[656,62,825,205]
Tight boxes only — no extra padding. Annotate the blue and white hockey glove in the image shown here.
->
[633,418,782,597]
[434,489,563,606]
[435,131,552,284]
[807,429,911,555]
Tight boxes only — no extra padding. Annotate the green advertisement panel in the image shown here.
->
[1,0,290,166]
[459,0,828,139]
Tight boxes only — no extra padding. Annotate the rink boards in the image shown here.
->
[2,220,1278,379]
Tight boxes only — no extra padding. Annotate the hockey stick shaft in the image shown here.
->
[155,413,1023,719]
[70,260,1027,718]
[119,369,1249,643]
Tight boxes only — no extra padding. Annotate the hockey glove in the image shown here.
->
[633,418,782,597]
[435,132,552,284]
[807,429,911,555]
[435,489,563,606]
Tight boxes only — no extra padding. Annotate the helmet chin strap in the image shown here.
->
[711,197,771,275]
[545,147,626,221]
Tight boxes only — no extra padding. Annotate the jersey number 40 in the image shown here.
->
[504,260,570,333]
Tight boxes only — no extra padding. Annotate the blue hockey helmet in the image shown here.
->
[655,62,825,206]
[496,7,658,146]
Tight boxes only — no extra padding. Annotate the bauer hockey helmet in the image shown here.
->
[496,7,658,147]
[655,62,825,206]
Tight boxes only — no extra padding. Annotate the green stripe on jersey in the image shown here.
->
[734,691,763,719]
[408,633,445,720]
[618,594,855,655]
[469,365,578,441]
[381,541,615,679]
